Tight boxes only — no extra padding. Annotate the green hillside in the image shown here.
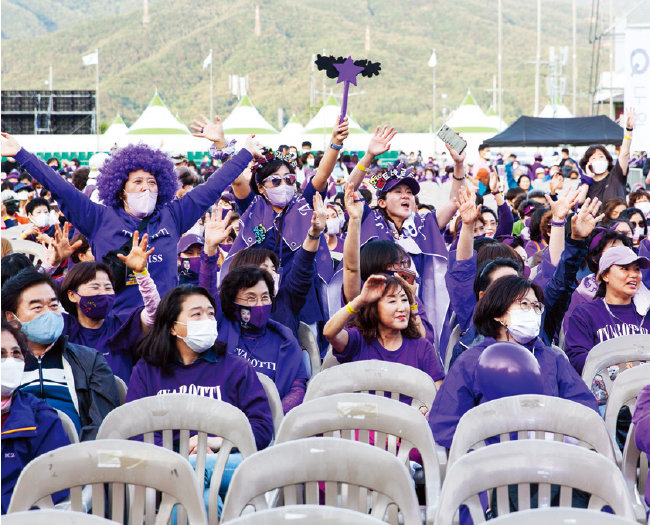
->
[0,0,629,132]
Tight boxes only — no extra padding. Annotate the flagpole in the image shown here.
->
[209,49,214,119]
[95,48,100,150]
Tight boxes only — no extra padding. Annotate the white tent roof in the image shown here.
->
[304,94,366,134]
[278,114,306,145]
[127,92,191,135]
[539,103,573,118]
[446,90,497,133]
[222,95,278,134]
[103,114,128,137]
[485,106,508,132]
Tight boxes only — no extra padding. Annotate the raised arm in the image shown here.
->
[544,188,580,266]
[455,185,480,262]
[436,143,467,229]
[342,182,366,302]
[618,110,635,175]
[310,117,350,191]
[200,204,233,305]
[348,125,396,190]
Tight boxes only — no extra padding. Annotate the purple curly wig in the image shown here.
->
[97,143,179,208]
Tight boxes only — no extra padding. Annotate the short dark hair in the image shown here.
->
[579,145,613,173]
[505,187,525,202]
[219,266,274,321]
[1,253,32,287]
[481,207,498,225]
[1,319,28,356]
[25,197,50,216]
[474,275,544,338]
[1,267,58,317]
[561,148,569,155]
[230,247,279,273]
[628,189,650,208]
[136,285,222,373]
[477,241,523,268]
[474,257,523,298]
[619,208,647,234]
[302,141,312,149]
[59,262,114,315]
[586,229,632,273]
[70,234,91,264]
[353,276,420,341]
[46,157,60,168]
[478,143,489,152]
[71,166,90,191]
[360,241,411,281]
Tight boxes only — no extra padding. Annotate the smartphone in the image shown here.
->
[437,124,467,155]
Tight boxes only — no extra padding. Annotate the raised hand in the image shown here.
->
[243,135,264,157]
[488,167,501,194]
[358,274,387,306]
[331,116,350,145]
[44,222,83,267]
[625,108,635,131]
[309,192,328,237]
[117,230,154,273]
[190,114,226,148]
[0,132,21,157]
[549,171,564,194]
[367,125,396,157]
[344,182,365,221]
[204,203,233,255]
[445,141,466,165]
[571,197,605,240]
[545,187,580,221]
[454,185,481,225]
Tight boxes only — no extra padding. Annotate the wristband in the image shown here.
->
[626,127,633,132]
[134,268,148,277]
[491,190,501,195]
[346,303,358,315]
[453,174,465,181]
[551,219,566,227]
[356,163,367,172]
[330,142,343,150]
[307,231,322,240]
[624,135,632,140]
[410,304,419,311]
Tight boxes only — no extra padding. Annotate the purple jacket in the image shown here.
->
[15,148,253,313]
[494,202,514,237]
[445,250,477,332]
[429,336,598,448]
[126,348,273,450]
[632,385,650,507]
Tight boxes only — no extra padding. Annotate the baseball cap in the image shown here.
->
[597,246,650,279]
[177,233,204,255]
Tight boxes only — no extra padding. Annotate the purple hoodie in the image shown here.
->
[632,385,650,507]
[14,148,253,313]
[126,349,273,450]
[564,298,650,374]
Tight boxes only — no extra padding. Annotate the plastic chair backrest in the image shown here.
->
[447,395,617,467]
[320,346,339,370]
[622,424,650,518]
[486,507,639,524]
[435,440,636,524]
[9,238,47,265]
[7,439,206,524]
[221,437,420,524]
[1,224,31,240]
[55,409,79,444]
[222,504,388,524]
[298,322,321,377]
[2,510,119,525]
[96,394,257,525]
[256,372,284,439]
[276,393,441,523]
[304,360,437,410]
[444,324,462,374]
[581,335,650,394]
[114,375,127,406]
[604,363,650,443]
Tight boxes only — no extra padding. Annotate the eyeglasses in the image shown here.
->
[263,174,296,188]
[514,299,545,314]
[235,294,272,306]
[629,220,646,229]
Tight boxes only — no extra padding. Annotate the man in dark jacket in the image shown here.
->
[2,268,119,441]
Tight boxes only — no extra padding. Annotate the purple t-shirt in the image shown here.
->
[337,326,445,382]
[126,349,273,450]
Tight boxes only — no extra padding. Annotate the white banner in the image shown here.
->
[624,25,650,151]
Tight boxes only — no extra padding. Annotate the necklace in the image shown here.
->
[602,299,647,330]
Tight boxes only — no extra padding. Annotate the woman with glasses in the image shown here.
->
[565,246,650,375]
[429,275,598,449]
[218,266,308,413]
[618,207,647,247]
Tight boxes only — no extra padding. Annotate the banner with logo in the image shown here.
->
[624,25,650,151]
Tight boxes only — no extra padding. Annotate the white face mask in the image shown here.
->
[326,218,341,235]
[176,318,218,353]
[591,159,608,175]
[271,271,281,297]
[126,190,158,218]
[504,308,541,344]
[635,201,650,218]
[307,159,314,167]
[32,214,51,228]
[633,226,645,243]
[264,185,295,208]
[1,357,25,398]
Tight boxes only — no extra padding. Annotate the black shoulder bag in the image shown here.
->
[102,216,152,293]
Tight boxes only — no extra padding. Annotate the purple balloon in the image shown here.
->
[476,342,544,401]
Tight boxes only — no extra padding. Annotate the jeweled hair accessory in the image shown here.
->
[275,151,298,169]
[367,162,414,190]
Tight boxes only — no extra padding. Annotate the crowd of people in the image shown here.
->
[1,109,649,517]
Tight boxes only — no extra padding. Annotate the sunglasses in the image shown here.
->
[263,174,296,188]
[629,220,646,229]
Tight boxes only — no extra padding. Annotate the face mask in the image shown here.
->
[633,226,645,243]
[18,310,64,345]
[425,173,433,181]
[307,159,314,167]
[75,293,115,320]
[236,304,272,330]
[326,218,341,235]
[219,243,232,253]
[264,185,295,208]
[591,159,608,175]
[126,190,158,218]
[504,308,541,344]
[1,357,25,398]
[32,214,51,228]
[635,201,650,218]
[176,318,218,353]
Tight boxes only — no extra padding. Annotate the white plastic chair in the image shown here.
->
[114,375,127,406]
[447,395,617,468]
[622,424,650,518]
[7,439,206,525]
[56,408,79,444]
[9,238,47,265]
[320,346,339,370]
[220,437,421,525]
[486,507,640,524]
[1,224,31,240]
[581,335,650,395]
[444,324,462,374]
[276,393,442,524]
[256,372,284,439]
[222,504,387,524]
[604,363,650,445]
[298,321,321,377]
[2,510,119,525]
[435,440,636,524]
[304,360,437,411]
[96,394,258,525]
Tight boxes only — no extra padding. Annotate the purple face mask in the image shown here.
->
[75,293,115,320]
[236,304,272,330]
[219,243,232,253]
